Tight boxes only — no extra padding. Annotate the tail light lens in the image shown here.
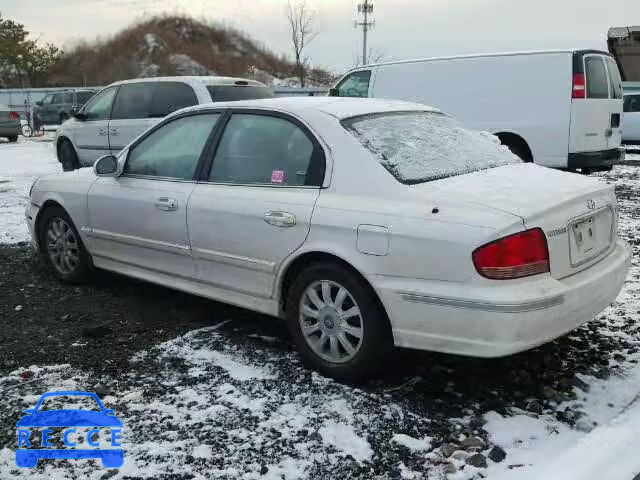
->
[572,73,586,99]
[8,111,20,120]
[473,228,550,280]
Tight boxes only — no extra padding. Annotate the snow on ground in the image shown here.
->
[0,137,59,243]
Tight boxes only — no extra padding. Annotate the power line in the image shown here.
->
[355,0,375,65]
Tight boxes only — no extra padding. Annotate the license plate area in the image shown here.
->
[569,207,614,268]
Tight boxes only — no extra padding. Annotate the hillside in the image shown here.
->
[48,16,335,88]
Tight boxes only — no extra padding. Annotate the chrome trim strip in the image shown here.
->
[193,247,275,273]
[91,253,270,299]
[86,228,191,256]
[399,293,564,312]
[77,145,111,151]
[196,181,320,189]
[122,174,196,184]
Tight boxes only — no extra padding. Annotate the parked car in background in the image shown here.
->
[331,49,625,172]
[28,97,631,381]
[623,92,640,145]
[0,104,20,142]
[34,89,98,125]
[55,76,274,171]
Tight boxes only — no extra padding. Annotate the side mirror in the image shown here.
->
[35,101,43,107]
[328,88,339,97]
[70,106,78,117]
[94,155,119,177]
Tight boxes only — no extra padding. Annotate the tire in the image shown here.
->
[60,113,69,124]
[285,262,392,382]
[58,139,80,172]
[8,135,18,143]
[38,206,93,283]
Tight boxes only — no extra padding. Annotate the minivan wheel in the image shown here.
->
[39,206,93,283]
[59,140,80,172]
[286,263,392,382]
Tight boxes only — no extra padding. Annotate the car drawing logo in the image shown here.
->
[586,199,596,210]
[15,391,123,468]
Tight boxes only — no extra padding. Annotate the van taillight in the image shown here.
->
[8,111,20,120]
[472,228,550,280]
[572,74,586,99]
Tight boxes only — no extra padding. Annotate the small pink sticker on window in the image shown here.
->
[271,170,285,183]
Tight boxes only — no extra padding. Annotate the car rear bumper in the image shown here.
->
[370,238,631,357]
[25,203,40,252]
[567,148,625,169]
[0,120,20,137]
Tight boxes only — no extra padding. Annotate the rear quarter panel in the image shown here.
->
[371,52,573,167]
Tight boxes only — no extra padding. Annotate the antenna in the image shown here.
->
[355,0,375,65]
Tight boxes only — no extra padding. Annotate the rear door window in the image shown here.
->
[77,92,96,105]
[206,86,274,102]
[585,56,610,99]
[111,83,152,120]
[624,95,640,113]
[605,57,623,99]
[149,82,198,118]
[334,71,372,97]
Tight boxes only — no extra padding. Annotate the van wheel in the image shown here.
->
[39,206,93,283]
[58,139,80,172]
[497,133,533,162]
[285,263,392,382]
[60,113,69,124]
[8,135,18,143]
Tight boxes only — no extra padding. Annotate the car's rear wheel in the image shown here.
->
[285,263,392,382]
[8,135,18,143]
[39,206,93,283]
[58,139,80,172]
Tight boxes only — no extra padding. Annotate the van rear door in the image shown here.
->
[569,51,623,155]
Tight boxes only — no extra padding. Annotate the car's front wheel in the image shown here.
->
[58,139,80,172]
[8,135,18,143]
[286,263,392,382]
[39,206,93,283]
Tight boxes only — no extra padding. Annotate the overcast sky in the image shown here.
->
[1,0,639,72]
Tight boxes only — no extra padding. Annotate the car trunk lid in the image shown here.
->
[426,163,617,279]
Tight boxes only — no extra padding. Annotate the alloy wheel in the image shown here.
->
[46,218,79,275]
[298,280,364,363]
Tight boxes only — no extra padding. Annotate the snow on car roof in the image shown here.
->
[176,97,441,120]
[108,76,267,88]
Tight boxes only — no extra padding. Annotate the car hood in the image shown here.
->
[419,163,613,221]
[16,410,123,427]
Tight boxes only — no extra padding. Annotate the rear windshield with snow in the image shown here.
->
[206,86,275,102]
[343,112,520,184]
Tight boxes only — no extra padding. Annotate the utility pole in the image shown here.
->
[355,0,375,65]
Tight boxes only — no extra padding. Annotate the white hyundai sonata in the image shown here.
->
[26,97,631,381]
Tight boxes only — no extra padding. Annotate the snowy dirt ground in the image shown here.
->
[1,140,640,479]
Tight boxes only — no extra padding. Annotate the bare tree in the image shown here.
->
[287,0,318,88]
[352,48,385,68]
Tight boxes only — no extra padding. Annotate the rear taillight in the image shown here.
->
[572,73,586,99]
[473,228,550,280]
[8,111,20,120]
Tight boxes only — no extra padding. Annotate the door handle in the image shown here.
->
[110,128,119,136]
[264,211,296,228]
[155,197,178,211]
[605,128,613,137]
[98,128,108,136]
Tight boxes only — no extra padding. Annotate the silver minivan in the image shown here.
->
[55,76,274,171]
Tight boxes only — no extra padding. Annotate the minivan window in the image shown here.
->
[624,95,640,113]
[585,56,609,99]
[81,87,117,121]
[51,94,64,104]
[334,71,371,98]
[206,85,274,102]
[605,57,623,99]
[111,83,152,120]
[76,92,96,105]
[149,82,198,118]
[344,112,520,184]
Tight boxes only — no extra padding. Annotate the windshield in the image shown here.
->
[206,85,274,102]
[343,111,520,184]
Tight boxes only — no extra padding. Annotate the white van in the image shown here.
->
[330,50,625,171]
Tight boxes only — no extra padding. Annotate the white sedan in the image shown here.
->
[623,93,640,145]
[26,97,631,381]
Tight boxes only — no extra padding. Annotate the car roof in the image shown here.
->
[108,76,268,88]
[179,97,441,120]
